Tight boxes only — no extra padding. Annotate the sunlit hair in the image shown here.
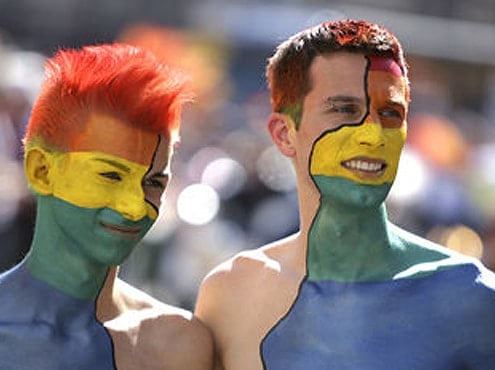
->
[266,19,409,127]
[24,43,191,151]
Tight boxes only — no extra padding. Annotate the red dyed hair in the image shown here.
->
[24,43,190,151]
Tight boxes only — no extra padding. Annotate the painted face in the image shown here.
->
[40,113,171,265]
[306,53,407,185]
[291,52,407,206]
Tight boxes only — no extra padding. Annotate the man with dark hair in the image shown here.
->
[195,19,495,369]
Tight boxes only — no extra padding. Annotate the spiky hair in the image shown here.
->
[24,43,191,151]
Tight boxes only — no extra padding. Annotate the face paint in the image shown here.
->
[30,113,171,265]
[62,112,171,219]
[310,123,406,185]
[142,135,171,215]
[308,55,408,186]
[50,151,160,221]
[45,196,154,265]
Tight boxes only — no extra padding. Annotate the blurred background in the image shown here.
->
[0,0,494,310]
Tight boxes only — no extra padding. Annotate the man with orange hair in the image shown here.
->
[195,19,495,369]
[0,43,212,369]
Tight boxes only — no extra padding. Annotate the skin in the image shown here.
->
[97,267,213,370]
[194,52,451,370]
[24,112,213,370]
[25,113,166,299]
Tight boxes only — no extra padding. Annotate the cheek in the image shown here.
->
[309,128,353,176]
[51,157,125,211]
[54,201,97,234]
[382,127,407,177]
[144,189,165,220]
[384,127,406,155]
[51,163,111,209]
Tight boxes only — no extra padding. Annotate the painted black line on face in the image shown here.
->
[308,55,372,175]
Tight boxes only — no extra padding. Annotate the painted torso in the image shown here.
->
[0,261,115,370]
[261,177,495,369]
[261,262,495,369]
[197,52,495,370]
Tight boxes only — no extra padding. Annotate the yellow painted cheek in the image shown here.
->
[310,130,346,177]
[310,125,406,185]
[51,155,114,209]
[146,203,158,220]
[50,152,156,221]
[382,126,407,181]
[110,181,149,222]
[110,178,159,221]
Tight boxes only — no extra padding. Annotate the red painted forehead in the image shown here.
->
[368,56,403,77]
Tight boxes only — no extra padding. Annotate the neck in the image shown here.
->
[96,266,120,321]
[26,197,110,300]
[306,177,398,281]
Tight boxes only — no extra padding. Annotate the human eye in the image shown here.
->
[379,107,404,128]
[329,103,360,115]
[99,171,122,181]
[325,100,365,125]
[380,108,401,118]
[142,175,168,190]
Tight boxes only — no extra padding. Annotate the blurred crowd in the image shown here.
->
[1,23,495,310]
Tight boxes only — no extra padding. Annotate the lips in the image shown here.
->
[341,157,387,175]
[99,222,142,238]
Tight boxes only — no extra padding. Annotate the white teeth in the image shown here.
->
[344,160,384,172]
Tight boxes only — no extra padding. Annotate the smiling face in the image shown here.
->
[291,52,408,205]
[30,113,171,265]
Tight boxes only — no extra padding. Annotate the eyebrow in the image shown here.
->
[324,95,364,105]
[148,172,169,178]
[385,98,407,110]
[93,158,131,173]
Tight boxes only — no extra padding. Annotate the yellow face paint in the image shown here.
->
[50,151,159,220]
[302,54,408,186]
[310,122,406,185]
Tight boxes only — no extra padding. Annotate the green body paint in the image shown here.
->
[307,176,450,282]
[27,195,154,299]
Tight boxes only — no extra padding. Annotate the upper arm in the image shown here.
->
[195,270,225,326]
[195,258,256,370]
[170,317,214,370]
[194,268,232,364]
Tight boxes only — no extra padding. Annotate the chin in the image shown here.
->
[312,175,392,209]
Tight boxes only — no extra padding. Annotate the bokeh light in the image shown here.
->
[176,183,220,225]
[201,157,247,199]
[256,146,296,192]
[389,147,429,204]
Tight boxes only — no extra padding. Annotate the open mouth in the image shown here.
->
[100,222,142,238]
[341,157,387,175]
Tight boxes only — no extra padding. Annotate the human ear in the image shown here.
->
[267,112,296,157]
[24,147,54,195]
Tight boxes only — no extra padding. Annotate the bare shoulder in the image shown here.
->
[107,279,213,370]
[199,233,304,293]
[195,236,304,319]
[113,277,212,343]
[195,234,305,370]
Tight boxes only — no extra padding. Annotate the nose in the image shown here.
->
[354,120,385,148]
[114,187,148,222]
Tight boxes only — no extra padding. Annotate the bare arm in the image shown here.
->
[98,271,214,370]
[195,269,229,370]
[195,250,299,370]
[160,315,214,370]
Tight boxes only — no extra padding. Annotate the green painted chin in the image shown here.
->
[41,196,154,266]
[312,175,392,209]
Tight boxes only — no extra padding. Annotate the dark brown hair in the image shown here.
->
[266,19,409,127]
